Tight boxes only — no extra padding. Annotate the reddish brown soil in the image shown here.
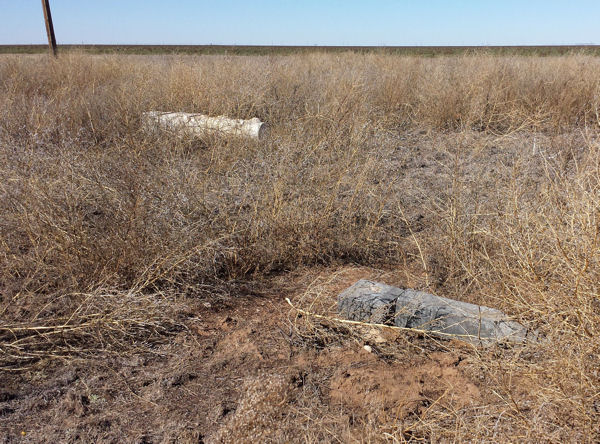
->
[0,268,484,443]
[328,349,480,418]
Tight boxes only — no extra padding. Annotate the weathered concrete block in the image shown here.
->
[338,280,536,345]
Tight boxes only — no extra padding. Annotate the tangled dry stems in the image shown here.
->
[0,290,183,370]
[1,52,600,441]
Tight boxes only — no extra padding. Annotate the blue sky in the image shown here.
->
[2,1,600,46]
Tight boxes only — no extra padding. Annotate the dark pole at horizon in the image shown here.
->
[41,0,57,56]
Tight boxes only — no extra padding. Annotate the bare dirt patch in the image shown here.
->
[1,267,488,443]
[328,350,480,419]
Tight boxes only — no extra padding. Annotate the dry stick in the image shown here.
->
[285,298,483,343]
[41,0,57,57]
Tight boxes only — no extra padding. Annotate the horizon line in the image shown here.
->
[2,43,599,48]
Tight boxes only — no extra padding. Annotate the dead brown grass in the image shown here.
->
[1,52,600,442]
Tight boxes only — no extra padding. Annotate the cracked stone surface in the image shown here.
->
[338,280,536,345]
[338,280,402,324]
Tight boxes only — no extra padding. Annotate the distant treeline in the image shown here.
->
[2,44,600,56]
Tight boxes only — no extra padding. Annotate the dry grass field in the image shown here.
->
[1,52,600,442]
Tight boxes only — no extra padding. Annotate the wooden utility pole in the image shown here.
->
[41,0,57,56]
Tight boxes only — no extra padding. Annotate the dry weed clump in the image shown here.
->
[427,133,600,440]
[0,290,184,371]
[1,52,600,441]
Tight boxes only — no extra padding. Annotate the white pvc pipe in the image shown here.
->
[143,111,269,141]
